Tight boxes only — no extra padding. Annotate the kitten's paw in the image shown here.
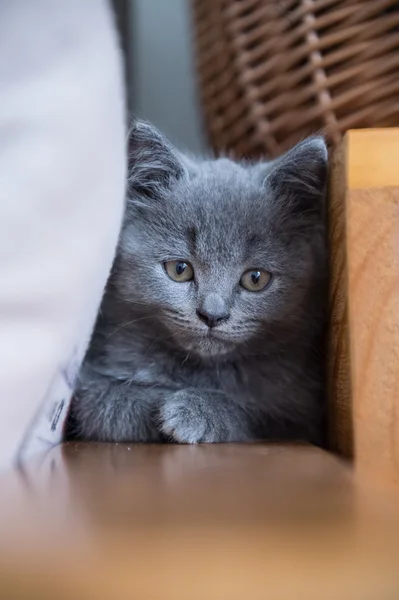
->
[160,391,217,444]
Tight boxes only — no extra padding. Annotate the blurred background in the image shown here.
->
[112,0,207,154]
[112,0,399,158]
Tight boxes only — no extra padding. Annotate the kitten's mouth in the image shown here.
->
[180,329,236,357]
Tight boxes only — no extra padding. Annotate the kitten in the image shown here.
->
[68,120,328,445]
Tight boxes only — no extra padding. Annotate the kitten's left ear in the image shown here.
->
[262,137,328,214]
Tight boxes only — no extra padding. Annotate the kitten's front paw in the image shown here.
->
[160,391,217,444]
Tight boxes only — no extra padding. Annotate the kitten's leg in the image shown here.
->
[160,390,254,443]
[68,367,165,442]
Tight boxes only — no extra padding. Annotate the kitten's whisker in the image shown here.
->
[105,316,154,340]
[143,331,179,358]
[264,330,287,346]
[216,361,221,383]
[143,333,165,359]
[182,352,191,366]
[108,292,150,307]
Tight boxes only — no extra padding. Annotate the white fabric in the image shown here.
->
[0,0,126,470]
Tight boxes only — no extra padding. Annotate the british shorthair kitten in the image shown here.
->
[68,121,328,445]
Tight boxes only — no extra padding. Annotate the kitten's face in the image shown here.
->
[115,123,327,358]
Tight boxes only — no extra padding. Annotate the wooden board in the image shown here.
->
[1,442,399,600]
[328,129,399,485]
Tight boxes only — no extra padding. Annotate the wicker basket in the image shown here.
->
[193,0,399,158]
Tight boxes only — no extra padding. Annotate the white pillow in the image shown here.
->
[0,0,126,470]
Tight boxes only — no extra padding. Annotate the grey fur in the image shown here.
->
[68,121,328,445]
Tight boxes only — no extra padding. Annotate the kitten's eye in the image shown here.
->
[240,269,271,292]
[164,260,194,282]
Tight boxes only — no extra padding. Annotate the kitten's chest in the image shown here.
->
[132,348,267,401]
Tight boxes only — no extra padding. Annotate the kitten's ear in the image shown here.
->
[263,137,328,214]
[128,120,186,198]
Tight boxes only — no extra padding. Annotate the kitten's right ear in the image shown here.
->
[127,120,186,198]
[262,136,328,215]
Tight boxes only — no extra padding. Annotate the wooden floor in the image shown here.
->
[1,443,399,599]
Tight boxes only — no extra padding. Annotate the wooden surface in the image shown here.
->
[1,443,399,599]
[328,129,399,483]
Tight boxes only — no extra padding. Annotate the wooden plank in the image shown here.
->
[328,129,399,485]
[1,443,399,599]
[348,128,399,189]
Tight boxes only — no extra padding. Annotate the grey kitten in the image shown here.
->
[67,121,328,445]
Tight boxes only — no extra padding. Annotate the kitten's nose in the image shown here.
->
[196,309,230,328]
[197,294,230,328]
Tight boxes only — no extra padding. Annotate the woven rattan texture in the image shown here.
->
[193,0,399,157]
